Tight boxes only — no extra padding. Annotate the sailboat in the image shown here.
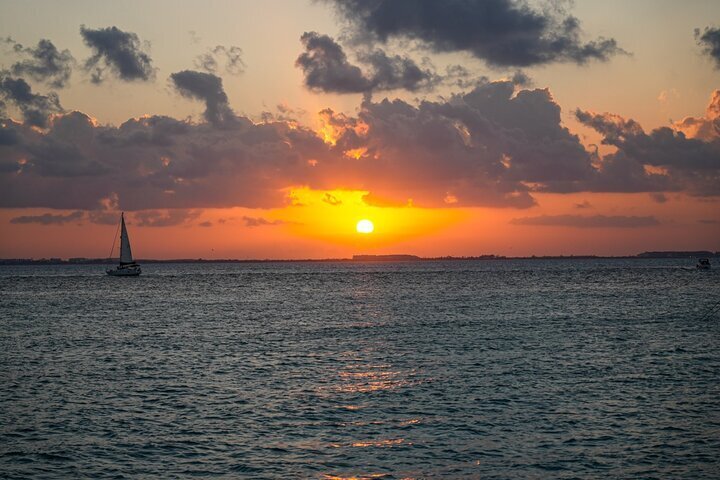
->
[106,212,141,276]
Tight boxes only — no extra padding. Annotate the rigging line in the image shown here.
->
[108,219,121,261]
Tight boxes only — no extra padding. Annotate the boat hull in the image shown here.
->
[696,258,711,270]
[106,266,141,276]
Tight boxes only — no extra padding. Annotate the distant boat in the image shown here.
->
[106,212,141,276]
[696,258,711,270]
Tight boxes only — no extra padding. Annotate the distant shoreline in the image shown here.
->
[0,251,717,265]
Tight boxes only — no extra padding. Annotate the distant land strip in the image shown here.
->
[0,251,717,265]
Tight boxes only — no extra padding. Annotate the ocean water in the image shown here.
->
[1,259,719,479]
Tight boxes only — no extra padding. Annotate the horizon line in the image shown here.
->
[1,250,718,265]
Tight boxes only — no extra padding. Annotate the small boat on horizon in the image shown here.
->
[696,258,711,270]
[106,212,141,276]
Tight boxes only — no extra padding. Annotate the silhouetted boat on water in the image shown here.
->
[697,258,711,270]
[106,212,141,276]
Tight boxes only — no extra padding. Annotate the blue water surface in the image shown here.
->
[1,259,719,478]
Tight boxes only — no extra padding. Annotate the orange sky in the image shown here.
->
[1,190,718,259]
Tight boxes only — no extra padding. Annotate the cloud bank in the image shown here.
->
[1,79,718,213]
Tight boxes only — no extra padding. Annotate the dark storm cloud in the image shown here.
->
[696,26,720,68]
[296,32,437,93]
[10,210,83,225]
[5,38,74,88]
[80,26,154,83]
[170,70,234,125]
[328,0,626,67]
[195,45,245,75]
[0,75,63,128]
[510,214,660,228]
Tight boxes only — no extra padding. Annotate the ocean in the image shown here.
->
[1,259,719,478]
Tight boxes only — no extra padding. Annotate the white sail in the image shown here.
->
[107,212,141,275]
[119,212,134,264]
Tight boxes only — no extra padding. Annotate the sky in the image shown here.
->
[0,0,719,259]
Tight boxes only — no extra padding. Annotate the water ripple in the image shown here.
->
[1,259,719,478]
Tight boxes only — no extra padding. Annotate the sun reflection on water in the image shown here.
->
[323,474,397,480]
[334,365,421,393]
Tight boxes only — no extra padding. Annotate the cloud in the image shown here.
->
[133,209,202,227]
[361,192,410,207]
[322,192,342,205]
[10,210,83,225]
[170,70,234,125]
[657,88,679,104]
[88,193,120,224]
[335,79,595,207]
[358,48,439,91]
[198,220,212,227]
[510,214,660,228]
[0,75,63,127]
[296,32,369,93]
[0,124,20,146]
[1,80,718,213]
[696,26,720,68]
[649,192,668,203]
[576,90,720,196]
[0,108,328,210]
[328,0,626,67]
[242,216,285,227]
[699,219,719,224]
[5,38,74,88]
[574,200,592,209]
[195,45,245,75]
[296,32,437,93]
[188,31,201,45]
[673,90,720,142]
[80,26,154,83]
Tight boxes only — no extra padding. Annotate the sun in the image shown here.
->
[356,219,374,234]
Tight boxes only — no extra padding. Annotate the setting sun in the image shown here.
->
[356,219,374,234]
